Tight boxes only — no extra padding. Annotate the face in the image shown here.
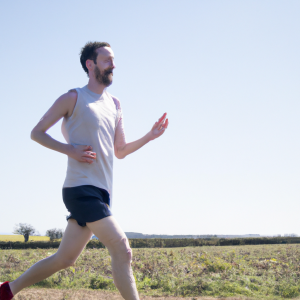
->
[93,47,115,87]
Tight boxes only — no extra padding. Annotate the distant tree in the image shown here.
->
[46,228,64,241]
[13,223,36,242]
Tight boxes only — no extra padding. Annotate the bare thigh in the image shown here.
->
[54,219,93,265]
[85,217,138,299]
[86,216,128,253]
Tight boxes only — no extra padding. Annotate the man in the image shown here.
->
[0,41,168,300]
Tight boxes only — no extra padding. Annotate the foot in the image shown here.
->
[0,282,14,299]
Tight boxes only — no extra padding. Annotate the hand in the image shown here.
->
[68,144,96,164]
[149,113,169,140]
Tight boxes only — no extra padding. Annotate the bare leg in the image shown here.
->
[9,219,92,296]
[86,216,139,300]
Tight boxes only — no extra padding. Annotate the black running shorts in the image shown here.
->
[62,185,112,227]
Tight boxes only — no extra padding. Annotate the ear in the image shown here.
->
[86,59,94,74]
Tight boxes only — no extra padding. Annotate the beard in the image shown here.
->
[94,66,113,87]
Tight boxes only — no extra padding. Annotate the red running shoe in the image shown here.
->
[0,282,13,300]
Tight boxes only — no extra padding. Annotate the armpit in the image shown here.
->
[114,117,126,149]
[66,89,78,118]
[111,95,121,110]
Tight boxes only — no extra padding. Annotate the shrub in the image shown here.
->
[46,228,64,241]
[90,275,116,290]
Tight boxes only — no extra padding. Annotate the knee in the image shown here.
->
[126,244,132,263]
[53,254,77,269]
[111,237,132,264]
[59,258,77,269]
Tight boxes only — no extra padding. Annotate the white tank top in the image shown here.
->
[61,85,123,206]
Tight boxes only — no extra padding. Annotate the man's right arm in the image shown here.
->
[31,91,96,164]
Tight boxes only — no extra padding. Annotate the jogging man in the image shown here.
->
[0,41,168,300]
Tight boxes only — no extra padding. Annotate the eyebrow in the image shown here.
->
[98,49,114,59]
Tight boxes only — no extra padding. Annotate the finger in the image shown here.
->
[83,158,94,164]
[83,154,96,159]
[158,119,168,132]
[160,112,167,119]
[84,151,96,155]
[159,118,167,129]
[163,119,169,129]
[83,151,96,157]
[83,145,92,151]
[153,122,159,129]
[158,113,167,123]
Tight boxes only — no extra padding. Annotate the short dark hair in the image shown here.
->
[80,41,111,76]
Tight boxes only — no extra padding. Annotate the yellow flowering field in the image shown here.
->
[0,235,50,242]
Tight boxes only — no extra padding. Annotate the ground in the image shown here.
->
[15,288,253,300]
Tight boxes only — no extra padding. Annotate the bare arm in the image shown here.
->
[114,113,169,159]
[31,91,96,164]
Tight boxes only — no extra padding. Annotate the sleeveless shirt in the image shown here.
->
[61,85,124,207]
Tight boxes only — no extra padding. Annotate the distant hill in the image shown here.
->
[125,232,218,239]
[216,234,261,238]
[91,233,261,240]
[124,233,261,239]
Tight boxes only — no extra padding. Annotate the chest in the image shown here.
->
[81,97,117,132]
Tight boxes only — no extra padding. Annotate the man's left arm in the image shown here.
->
[114,113,169,159]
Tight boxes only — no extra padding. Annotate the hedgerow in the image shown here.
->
[1,237,300,249]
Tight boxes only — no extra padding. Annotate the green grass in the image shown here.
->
[2,244,300,298]
[0,235,50,242]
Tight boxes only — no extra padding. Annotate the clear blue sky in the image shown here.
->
[1,0,299,236]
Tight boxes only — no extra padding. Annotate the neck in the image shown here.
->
[87,78,106,95]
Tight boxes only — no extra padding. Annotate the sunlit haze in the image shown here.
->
[1,1,299,237]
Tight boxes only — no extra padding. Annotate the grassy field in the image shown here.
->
[0,235,50,242]
[2,244,300,299]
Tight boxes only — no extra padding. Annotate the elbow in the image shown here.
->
[30,129,37,141]
[115,153,126,159]
[30,128,40,142]
[115,145,127,159]
[115,150,126,159]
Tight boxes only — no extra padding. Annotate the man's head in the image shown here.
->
[80,41,115,87]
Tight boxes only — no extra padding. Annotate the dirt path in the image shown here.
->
[14,288,251,300]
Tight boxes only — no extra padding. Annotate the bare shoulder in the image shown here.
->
[61,89,78,102]
[56,89,78,118]
[67,89,78,97]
